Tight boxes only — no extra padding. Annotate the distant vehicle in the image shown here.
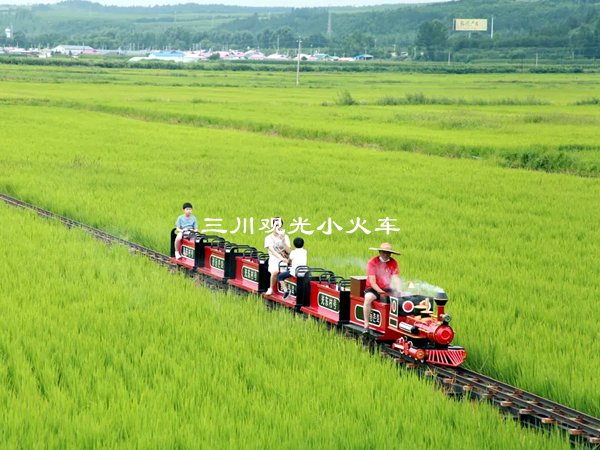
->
[266,53,289,60]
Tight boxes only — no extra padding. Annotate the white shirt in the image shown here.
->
[264,233,290,260]
[289,248,307,275]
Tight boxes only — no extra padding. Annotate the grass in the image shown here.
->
[0,65,599,175]
[0,101,598,418]
[0,66,598,419]
[0,203,574,449]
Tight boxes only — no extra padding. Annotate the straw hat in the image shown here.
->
[369,242,401,255]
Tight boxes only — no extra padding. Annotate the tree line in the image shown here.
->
[1,0,599,60]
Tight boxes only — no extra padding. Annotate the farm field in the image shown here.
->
[0,203,572,449]
[0,65,599,424]
[1,64,600,175]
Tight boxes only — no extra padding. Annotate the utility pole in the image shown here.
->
[491,15,494,39]
[296,37,302,87]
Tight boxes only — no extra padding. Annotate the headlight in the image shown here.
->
[433,325,454,345]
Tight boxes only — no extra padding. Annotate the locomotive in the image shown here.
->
[169,229,467,367]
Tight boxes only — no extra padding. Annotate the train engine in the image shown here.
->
[390,291,466,367]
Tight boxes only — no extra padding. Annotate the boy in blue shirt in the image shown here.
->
[174,202,198,259]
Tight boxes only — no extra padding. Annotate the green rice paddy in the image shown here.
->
[1,64,599,175]
[0,64,598,447]
[0,204,573,449]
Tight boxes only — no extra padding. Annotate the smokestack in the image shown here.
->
[434,292,448,321]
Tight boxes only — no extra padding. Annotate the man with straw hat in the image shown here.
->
[363,242,402,335]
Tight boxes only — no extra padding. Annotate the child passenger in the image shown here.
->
[174,202,198,259]
[278,237,307,299]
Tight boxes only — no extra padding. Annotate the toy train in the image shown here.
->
[169,229,467,367]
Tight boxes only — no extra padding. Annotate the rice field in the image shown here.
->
[0,64,598,444]
[0,203,572,449]
[1,64,599,175]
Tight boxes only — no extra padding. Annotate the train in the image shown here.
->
[169,229,467,367]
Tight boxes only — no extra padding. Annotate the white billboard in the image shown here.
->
[454,19,488,32]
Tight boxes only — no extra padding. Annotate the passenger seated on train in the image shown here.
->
[263,217,290,296]
[363,242,402,334]
[174,202,198,259]
[277,237,307,299]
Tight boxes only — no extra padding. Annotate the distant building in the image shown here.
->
[52,45,95,56]
[129,51,203,63]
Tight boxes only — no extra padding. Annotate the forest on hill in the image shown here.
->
[1,0,599,61]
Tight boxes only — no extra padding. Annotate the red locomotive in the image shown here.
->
[169,229,466,367]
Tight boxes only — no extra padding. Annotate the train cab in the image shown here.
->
[345,276,403,341]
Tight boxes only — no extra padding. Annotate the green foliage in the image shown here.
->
[1,64,597,175]
[334,89,357,105]
[374,94,550,106]
[0,204,575,449]
[574,97,600,105]
[499,151,578,173]
[416,20,449,61]
[0,66,599,423]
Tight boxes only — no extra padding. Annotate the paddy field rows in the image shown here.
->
[0,65,598,443]
[1,64,600,175]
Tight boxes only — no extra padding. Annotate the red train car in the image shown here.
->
[227,247,270,294]
[170,229,270,288]
[262,263,308,310]
[299,270,351,326]
[169,229,204,270]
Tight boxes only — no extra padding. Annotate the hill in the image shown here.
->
[0,0,599,61]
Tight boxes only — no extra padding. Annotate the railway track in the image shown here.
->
[426,364,600,447]
[2,192,599,448]
[0,193,170,267]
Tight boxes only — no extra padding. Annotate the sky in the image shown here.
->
[4,0,446,7]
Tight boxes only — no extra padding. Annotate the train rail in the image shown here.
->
[425,364,600,447]
[2,192,599,448]
[0,193,171,267]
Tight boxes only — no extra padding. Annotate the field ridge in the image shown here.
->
[2,96,597,178]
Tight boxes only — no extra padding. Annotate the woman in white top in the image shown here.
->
[264,217,290,295]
